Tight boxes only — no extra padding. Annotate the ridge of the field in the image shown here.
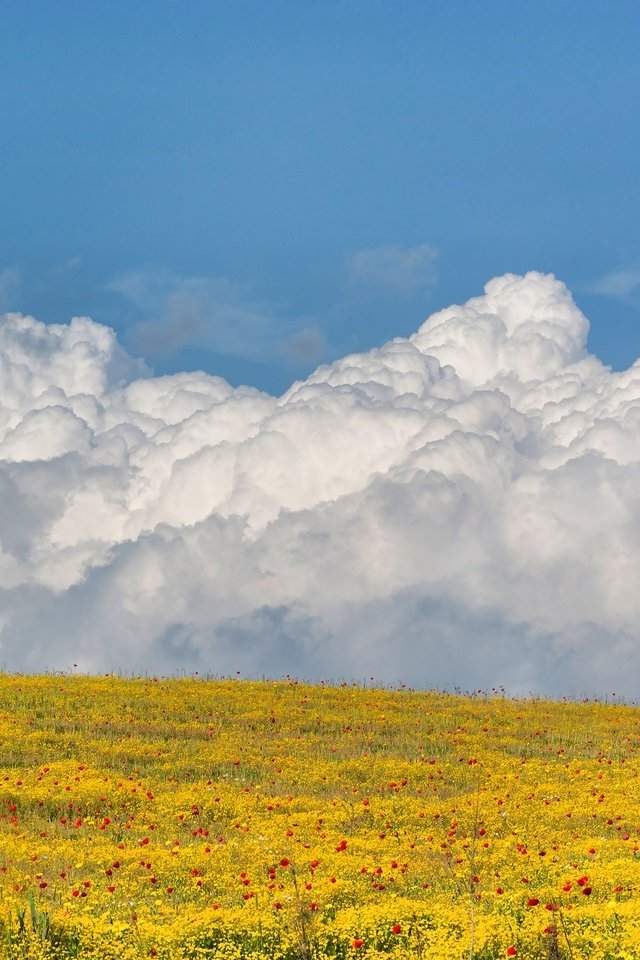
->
[1,673,640,959]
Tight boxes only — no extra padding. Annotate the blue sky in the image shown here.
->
[2,0,640,394]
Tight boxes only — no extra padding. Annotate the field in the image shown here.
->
[1,675,639,959]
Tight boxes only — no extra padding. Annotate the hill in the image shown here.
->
[1,674,639,958]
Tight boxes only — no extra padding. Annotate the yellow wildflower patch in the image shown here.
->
[0,675,639,958]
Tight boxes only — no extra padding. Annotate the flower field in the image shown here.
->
[1,675,640,959]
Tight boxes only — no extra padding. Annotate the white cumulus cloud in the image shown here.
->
[1,271,640,697]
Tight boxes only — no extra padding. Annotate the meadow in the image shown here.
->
[0,674,639,959]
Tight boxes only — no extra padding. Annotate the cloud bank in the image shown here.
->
[1,271,640,697]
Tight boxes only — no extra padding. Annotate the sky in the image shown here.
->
[1,0,640,393]
[2,2,640,695]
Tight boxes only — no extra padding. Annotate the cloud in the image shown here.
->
[348,243,437,294]
[108,269,318,364]
[279,325,326,366]
[2,271,640,696]
[588,264,640,301]
[51,256,82,277]
[0,267,21,311]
